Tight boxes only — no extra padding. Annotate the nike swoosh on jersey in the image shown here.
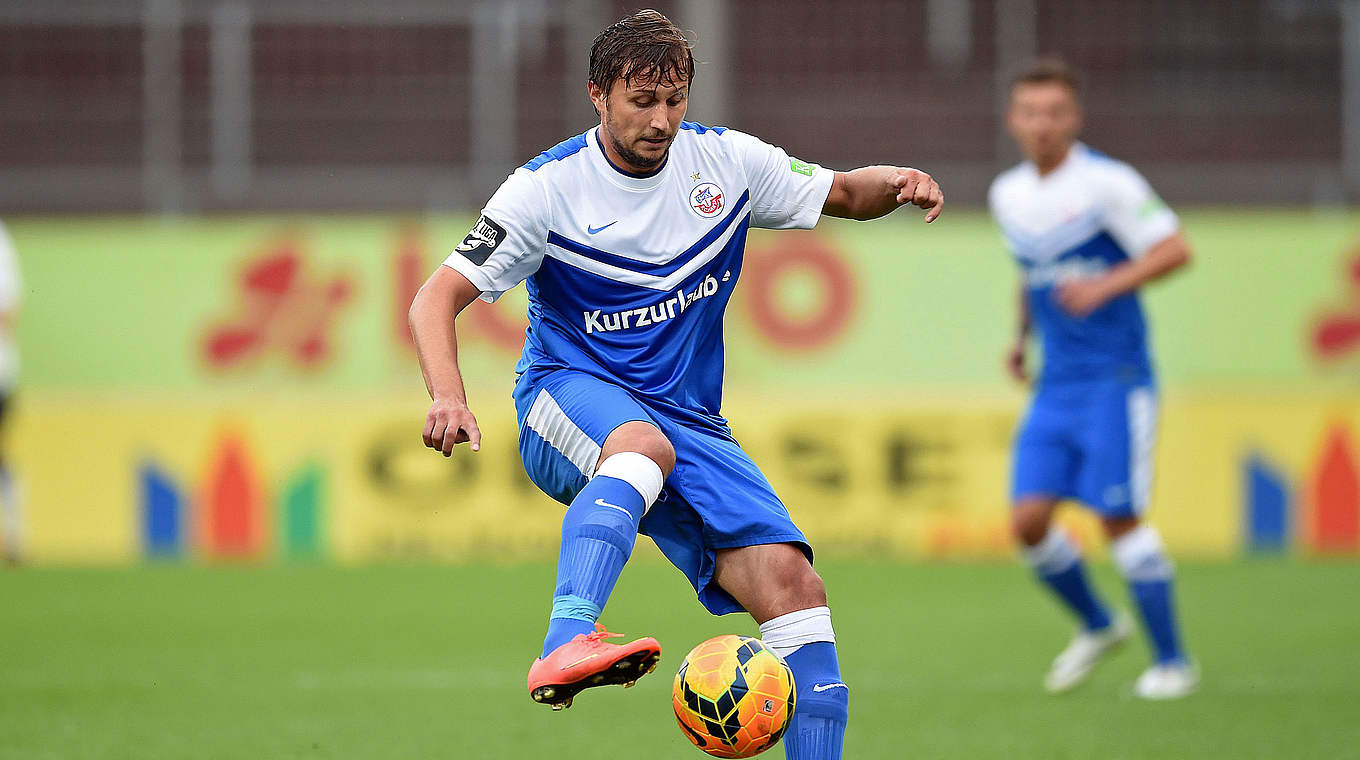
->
[587,221,618,234]
[811,682,848,692]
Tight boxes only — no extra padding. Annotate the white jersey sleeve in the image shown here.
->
[1097,162,1179,259]
[442,168,548,302]
[726,129,834,230]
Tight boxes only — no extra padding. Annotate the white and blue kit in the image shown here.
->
[444,122,834,614]
[989,143,1178,518]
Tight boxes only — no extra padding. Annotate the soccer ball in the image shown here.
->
[672,635,796,758]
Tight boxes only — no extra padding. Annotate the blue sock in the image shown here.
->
[781,643,848,760]
[1041,562,1113,632]
[1025,529,1112,632]
[540,474,646,658]
[1129,579,1184,664]
[1113,525,1186,665]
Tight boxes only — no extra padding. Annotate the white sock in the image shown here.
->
[759,606,835,659]
[593,452,664,509]
[1022,528,1080,576]
[1111,524,1173,582]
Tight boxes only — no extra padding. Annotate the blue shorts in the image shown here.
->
[512,368,810,616]
[1011,378,1158,518]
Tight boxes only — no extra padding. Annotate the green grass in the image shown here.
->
[1,559,1358,759]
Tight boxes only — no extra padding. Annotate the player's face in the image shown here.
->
[1007,81,1082,170]
[589,73,689,173]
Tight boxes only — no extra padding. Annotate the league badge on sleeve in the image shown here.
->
[689,182,724,218]
[456,215,507,265]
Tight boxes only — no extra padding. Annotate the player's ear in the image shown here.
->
[587,81,606,116]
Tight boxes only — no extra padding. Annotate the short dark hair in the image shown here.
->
[1011,56,1080,96]
[589,9,694,96]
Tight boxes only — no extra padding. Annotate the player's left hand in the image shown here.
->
[890,168,944,222]
[1055,278,1113,317]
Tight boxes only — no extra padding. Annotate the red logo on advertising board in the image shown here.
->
[1310,425,1360,553]
[1312,248,1360,361]
[203,239,355,370]
[743,232,856,351]
[203,225,860,372]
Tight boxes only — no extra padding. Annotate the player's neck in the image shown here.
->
[1032,144,1074,176]
[595,128,667,178]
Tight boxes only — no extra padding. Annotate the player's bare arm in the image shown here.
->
[823,166,943,222]
[408,265,484,455]
[1006,280,1032,383]
[1056,231,1192,317]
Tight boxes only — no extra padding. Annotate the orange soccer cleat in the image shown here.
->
[527,623,662,710]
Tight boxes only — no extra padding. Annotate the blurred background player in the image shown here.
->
[409,9,941,758]
[0,220,21,566]
[988,59,1195,699]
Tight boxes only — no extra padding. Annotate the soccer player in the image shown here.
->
[988,59,1195,699]
[408,10,941,758]
[0,220,22,566]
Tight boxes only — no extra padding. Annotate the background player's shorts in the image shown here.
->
[513,367,810,616]
[1011,378,1157,518]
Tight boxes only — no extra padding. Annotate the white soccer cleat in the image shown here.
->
[1132,662,1199,700]
[1043,614,1133,694]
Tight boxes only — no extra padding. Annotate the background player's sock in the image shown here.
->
[760,606,848,760]
[1112,524,1186,665]
[540,452,663,658]
[0,465,20,562]
[1023,528,1112,632]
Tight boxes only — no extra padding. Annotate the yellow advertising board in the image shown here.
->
[10,390,1358,564]
[5,210,1360,564]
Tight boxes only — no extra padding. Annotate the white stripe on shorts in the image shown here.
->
[1127,387,1157,515]
[525,389,602,478]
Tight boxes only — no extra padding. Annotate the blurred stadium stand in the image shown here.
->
[0,0,1349,213]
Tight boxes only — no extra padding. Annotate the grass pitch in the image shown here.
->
[1,559,1357,759]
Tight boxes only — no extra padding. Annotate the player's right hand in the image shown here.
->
[1005,342,1029,383]
[423,398,482,456]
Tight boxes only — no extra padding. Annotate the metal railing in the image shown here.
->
[0,0,1350,212]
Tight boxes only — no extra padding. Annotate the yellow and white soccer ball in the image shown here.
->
[672,635,796,758]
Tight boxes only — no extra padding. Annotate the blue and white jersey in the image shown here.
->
[444,122,834,423]
[988,143,1179,385]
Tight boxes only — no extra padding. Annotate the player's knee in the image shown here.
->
[602,421,676,476]
[628,435,674,476]
[1101,515,1140,539]
[1011,504,1051,547]
[646,437,676,476]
